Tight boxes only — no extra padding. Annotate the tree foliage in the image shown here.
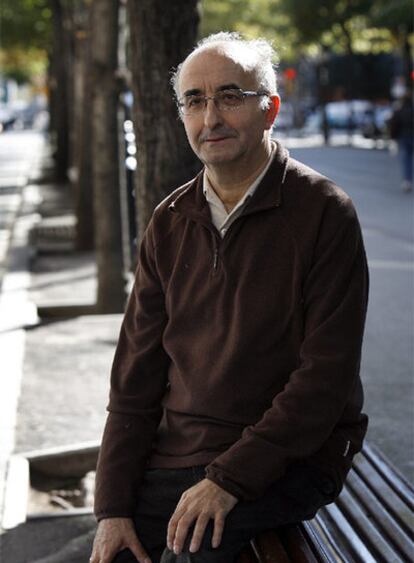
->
[201,0,412,57]
[0,0,52,81]
[281,0,372,52]
[0,48,46,83]
[0,0,51,50]
[201,0,297,60]
[2,0,411,81]
[369,0,413,34]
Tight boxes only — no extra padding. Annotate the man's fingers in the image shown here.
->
[90,517,151,563]
[212,513,225,548]
[90,541,150,563]
[167,513,178,551]
[89,547,119,563]
[189,514,209,553]
[167,510,185,551]
[89,537,118,563]
[129,536,152,563]
[172,514,195,554]
[166,480,236,555]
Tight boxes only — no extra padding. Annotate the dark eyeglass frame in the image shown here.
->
[177,88,270,116]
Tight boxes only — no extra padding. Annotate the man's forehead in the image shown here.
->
[178,46,257,95]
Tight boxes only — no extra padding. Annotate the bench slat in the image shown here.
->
[353,454,414,537]
[322,502,377,562]
[362,444,414,512]
[336,486,405,562]
[346,469,413,561]
[302,516,345,563]
[237,544,260,563]
[251,529,291,563]
[279,524,320,562]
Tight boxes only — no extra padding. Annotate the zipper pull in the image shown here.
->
[213,246,219,271]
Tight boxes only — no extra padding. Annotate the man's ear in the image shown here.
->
[264,95,280,130]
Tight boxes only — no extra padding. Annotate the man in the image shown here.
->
[389,93,413,193]
[91,32,369,563]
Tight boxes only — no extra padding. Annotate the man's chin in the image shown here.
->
[198,146,241,167]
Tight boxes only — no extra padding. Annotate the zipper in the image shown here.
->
[213,238,219,271]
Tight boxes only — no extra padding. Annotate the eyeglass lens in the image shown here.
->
[181,90,245,114]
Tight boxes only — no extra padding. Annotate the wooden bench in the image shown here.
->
[237,443,414,562]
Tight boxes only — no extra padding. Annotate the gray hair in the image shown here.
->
[171,32,279,110]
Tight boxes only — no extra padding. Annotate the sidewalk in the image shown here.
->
[0,136,122,562]
[0,131,47,526]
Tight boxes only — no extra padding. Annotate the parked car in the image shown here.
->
[303,100,375,133]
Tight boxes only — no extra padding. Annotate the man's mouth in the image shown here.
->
[204,136,232,143]
[200,130,236,144]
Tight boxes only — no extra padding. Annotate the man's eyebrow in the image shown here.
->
[182,84,242,97]
[217,83,241,91]
[182,88,202,97]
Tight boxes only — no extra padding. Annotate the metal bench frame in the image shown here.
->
[239,443,414,563]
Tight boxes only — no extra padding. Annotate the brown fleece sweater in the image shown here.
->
[94,142,368,520]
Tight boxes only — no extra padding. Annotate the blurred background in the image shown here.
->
[1,1,413,273]
[0,1,412,561]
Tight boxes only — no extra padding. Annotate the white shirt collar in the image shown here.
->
[203,141,276,233]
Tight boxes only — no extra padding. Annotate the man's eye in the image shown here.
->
[221,92,241,104]
[186,97,204,108]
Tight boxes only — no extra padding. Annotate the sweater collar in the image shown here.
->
[169,141,289,222]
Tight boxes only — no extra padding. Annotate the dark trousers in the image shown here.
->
[112,462,338,563]
[398,135,414,183]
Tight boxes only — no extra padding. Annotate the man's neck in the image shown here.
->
[205,140,273,213]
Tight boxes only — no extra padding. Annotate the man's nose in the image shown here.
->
[203,98,224,128]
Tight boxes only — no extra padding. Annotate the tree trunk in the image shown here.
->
[47,50,57,143]
[65,4,77,178]
[127,0,201,244]
[90,0,126,312]
[49,0,70,181]
[74,5,94,251]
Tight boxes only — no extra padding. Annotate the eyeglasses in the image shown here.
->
[177,88,269,116]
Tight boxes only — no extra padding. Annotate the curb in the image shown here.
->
[0,189,40,531]
[2,442,99,530]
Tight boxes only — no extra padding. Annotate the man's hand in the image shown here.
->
[90,517,151,563]
[167,478,238,555]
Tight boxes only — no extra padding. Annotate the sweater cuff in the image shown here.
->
[205,466,249,501]
[95,509,135,523]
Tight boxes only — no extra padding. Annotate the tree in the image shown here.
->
[280,0,373,55]
[73,0,94,250]
[201,0,296,60]
[90,0,126,312]
[368,0,413,94]
[0,0,50,85]
[127,0,201,243]
[1,0,77,180]
[0,0,51,51]
[49,0,71,181]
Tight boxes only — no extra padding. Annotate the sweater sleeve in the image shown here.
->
[94,219,169,520]
[205,196,369,500]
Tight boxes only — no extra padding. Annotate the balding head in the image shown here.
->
[172,32,278,102]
